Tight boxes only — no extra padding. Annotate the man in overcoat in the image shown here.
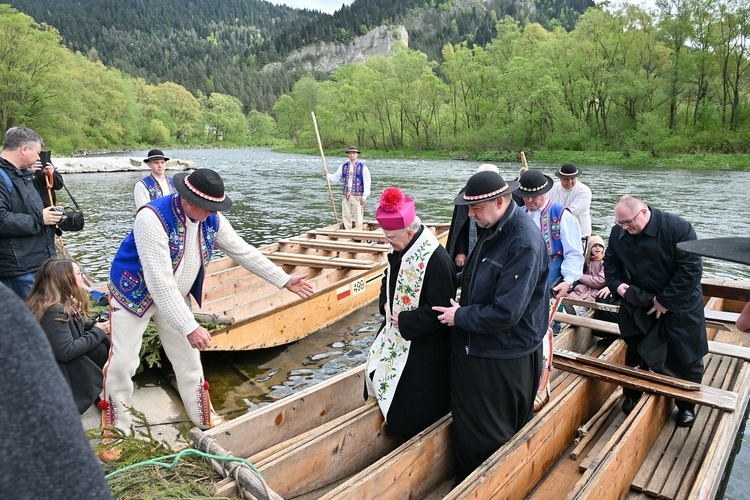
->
[605,195,707,427]
[434,170,548,482]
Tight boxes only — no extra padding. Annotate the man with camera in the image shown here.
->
[29,149,65,208]
[0,127,63,297]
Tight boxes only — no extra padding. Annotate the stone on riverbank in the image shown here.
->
[54,157,197,174]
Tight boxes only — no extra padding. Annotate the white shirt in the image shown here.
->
[134,176,175,209]
[549,181,592,237]
[526,203,584,284]
[327,162,371,201]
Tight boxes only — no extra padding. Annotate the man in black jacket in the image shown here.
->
[434,170,549,482]
[605,195,707,427]
[0,127,62,297]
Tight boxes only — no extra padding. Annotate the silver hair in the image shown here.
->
[616,195,646,212]
[477,163,500,173]
[407,216,422,232]
[3,127,43,151]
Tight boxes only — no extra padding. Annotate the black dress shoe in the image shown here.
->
[622,397,637,415]
[676,408,696,427]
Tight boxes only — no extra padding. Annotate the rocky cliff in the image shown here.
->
[262,25,409,74]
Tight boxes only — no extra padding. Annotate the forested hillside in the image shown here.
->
[6,0,594,112]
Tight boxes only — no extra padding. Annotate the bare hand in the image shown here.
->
[617,283,629,297]
[359,197,365,206]
[42,206,62,225]
[95,320,111,335]
[322,169,329,179]
[553,281,571,298]
[187,326,212,349]
[647,297,668,319]
[285,274,314,297]
[455,253,466,268]
[597,287,611,299]
[433,298,460,327]
[390,312,399,330]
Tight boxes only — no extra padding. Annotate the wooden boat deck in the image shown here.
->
[191,280,750,498]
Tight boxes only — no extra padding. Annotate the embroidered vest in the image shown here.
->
[366,227,439,420]
[139,175,175,201]
[108,194,219,317]
[531,199,566,258]
[340,161,364,195]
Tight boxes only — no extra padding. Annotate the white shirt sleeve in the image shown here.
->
[133,209,200,336]
[327,164,344,184]
[362,165,371,201]
[133,181,150,209]
[559,211,584,284]
[214,213,291,289]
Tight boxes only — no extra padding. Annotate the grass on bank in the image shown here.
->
[274,146,750,171]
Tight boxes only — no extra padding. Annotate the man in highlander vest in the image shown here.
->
[365,187,456,438]
[134,148,175,209]
[100,169,313,460]
[324,145,371,230]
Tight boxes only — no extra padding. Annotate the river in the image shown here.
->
[55,148,749,497]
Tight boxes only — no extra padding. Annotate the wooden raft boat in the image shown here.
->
[190,221,450,351]
[191,279,750,499]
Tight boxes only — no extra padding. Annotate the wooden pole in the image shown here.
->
[311,112,339,224]
[520,151,529,172]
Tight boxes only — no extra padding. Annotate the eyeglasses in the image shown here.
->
[615,210,643,227]
[383,230,406,241]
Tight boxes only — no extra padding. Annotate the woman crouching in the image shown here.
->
[26,258,110,414]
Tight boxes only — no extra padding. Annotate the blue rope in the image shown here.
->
[105,448,261,479]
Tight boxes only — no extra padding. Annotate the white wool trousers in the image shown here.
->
[341,195,363,230]
[101,298,213,432]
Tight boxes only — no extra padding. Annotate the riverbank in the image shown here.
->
[273,146,750,171]
[52,157,197,174]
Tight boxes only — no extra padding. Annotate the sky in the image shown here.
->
[267,0,355,14]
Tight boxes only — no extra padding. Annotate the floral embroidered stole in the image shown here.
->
[366,228,439,421]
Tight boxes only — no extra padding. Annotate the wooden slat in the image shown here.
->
[555,349,701,391]
[700,278,750,303]
[258,404,403,498]
[308,228,386,241]
[261,251,377,269]
[285,237,390,253]
[569,387,622,460]
[553,357,737,411]
[555,312,750,361]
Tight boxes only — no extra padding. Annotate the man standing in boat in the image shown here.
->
[433,170,549,482]
[101,168,313,458]
[548,163,592,246]
[323,146,371,230]
[605,195,707,427]
[134,148,175,209]
[365,188,456,438]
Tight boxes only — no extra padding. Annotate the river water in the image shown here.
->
[56,148,749,496]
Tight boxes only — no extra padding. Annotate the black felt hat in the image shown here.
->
[345,146,360,154]
[453,171,519,206]
[516,170,554,198]
[144,149,170,163]
[677,238,750,266]
[554,163,582,178]
[174,168,233,212]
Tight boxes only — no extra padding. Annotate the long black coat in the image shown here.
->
[604,207,707,365]
[40,305,110,414]
[376,227,457,437]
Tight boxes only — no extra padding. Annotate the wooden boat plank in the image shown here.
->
[258,404,403,498]
[553,357,737,411]
[700,278,750,303]
[568,392,673,499]
[685,360,750,500]
[569,387,623,460]
[196,366,367,457]
[657,357,738,499]
[321,415,453,499]
[284,237,390,253]
[578,403,628,472]
[261,251,377,269]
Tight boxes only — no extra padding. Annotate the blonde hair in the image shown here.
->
[26,258,90,322]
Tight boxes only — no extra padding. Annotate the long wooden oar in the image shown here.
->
[520,151,529,172]
[311,112,339,224]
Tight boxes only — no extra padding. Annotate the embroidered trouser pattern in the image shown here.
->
[101,299,213,432]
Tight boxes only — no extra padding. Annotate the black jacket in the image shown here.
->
[0,158,56,278]
[605,206,707,365]
[454,203,550,359]
[40,305,109,414]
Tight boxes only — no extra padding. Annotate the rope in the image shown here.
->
[104,448,261,480]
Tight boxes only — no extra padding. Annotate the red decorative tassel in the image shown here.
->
[379,187,405,212]
[203,381,210,390]
[97,399,109,410]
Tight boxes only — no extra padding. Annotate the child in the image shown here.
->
[568,235,612,313]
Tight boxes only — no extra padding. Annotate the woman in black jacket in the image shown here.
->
[26,258,110,414]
